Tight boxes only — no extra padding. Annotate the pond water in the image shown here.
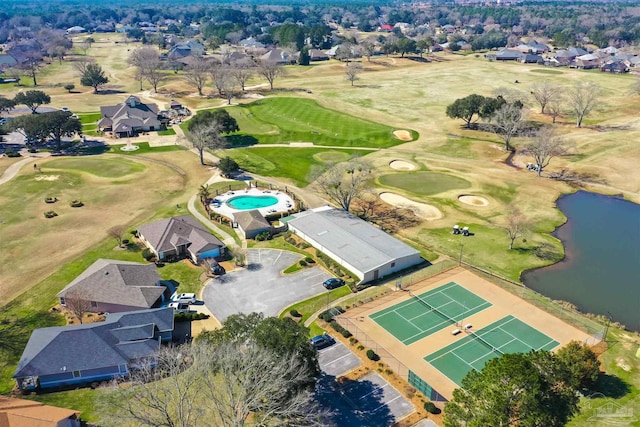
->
[522,191,640,332]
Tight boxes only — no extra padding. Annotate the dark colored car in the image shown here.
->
[211,264,225,276]
[322,278,345,290]
[310,334,335,350]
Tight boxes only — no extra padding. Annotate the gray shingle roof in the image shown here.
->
[14,308,173,379]
[288,208,420,273]
[137,215,224,257]
[57,259,164,308]
[99,96,161,131]
[233,210,270,233]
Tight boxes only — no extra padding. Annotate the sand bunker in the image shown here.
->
[380,192,443,220]
[34,175,60,181]
[393,130,412,141]
[458,195,489,207]
[389,160,417,171]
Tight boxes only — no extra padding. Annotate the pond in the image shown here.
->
[522,191,640,332]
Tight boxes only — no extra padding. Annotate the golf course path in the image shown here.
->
[0,153,50,186]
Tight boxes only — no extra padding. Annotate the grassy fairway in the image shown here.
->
[378,171,471,196]
[45,157,146,178]
[191,97,416,148]
[217,146,375,186]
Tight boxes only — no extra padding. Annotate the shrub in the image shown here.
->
[122,239,129,245]
[44,211,58,218]
[44,197,57,203]
[341,329,352,338]
[424,402,440,414]
[130,229,139,237]
[329,319,351,338]
[385,368,393,375]
[349,337,358,345]
[305,256,315,263]
[366,349,379,361]
[6,151,21,158]
[70,200,84,207]
[299,260,307,267]
[142,248,155,261]
[285,237,296,245]
[289,309,301,317]
[255,231,271,241]
[357,345,364,350]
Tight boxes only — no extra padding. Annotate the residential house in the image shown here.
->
[233,210,271,239]
[491,48,524,61]
[65,26,86,35]
[14,308,174,391]
[574,53,601,69]
[239,37,265,50]
[550,47,588,66]
[137,215,225,263]
[0,396,81,427]
[520,53,543,64]
[167,40,205,61]
[514,40,550,54]
[56,259,169,314]
[287,207,423,284]
[98,95,164,137]
[259,48,296,64]
[309,49,329,61]
[601,60,629,73]
[378,24,394,32]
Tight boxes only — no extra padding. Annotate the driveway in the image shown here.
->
[202,249,332,321]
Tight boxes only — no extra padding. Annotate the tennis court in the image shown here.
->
[424,315,559,386]
[369,282,491,345]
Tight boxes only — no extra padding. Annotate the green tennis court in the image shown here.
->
[370,282,492,345]
[425,315,559,386]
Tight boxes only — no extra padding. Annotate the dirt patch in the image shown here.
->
[616,357,632,371]
[389,160,417,171]
[393,130,413,141]
[458,194,489,207]
[34,175,60,181]
[379,192,443,220]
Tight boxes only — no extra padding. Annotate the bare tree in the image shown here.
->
[199,343,327,427]
[72,58,93,77]
[108,225,127,248]
[63,290,92,324]
[187,122,226,165]
[523,127,573,177]
[530,81,560,114]
[183,56,209,96]
[492,103,527,151]
[128,47,166,93]
[503,206,528,250]
[257,60,286,91]
[567,82,600,128]
[101,343,327,427]
[101,345,203,427]
[210,61,230,96]
[219,73,235,105]
[19,51,42,86]
[345,63,363,87]
[80,40,92,55]
[547,95,564,124]
[311,159,372,212]
[230,64,253,92]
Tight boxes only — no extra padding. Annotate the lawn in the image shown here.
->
[158,128,177,136]
[217,146,375,186]
[279,285,353,326]
[378,171,472,196]
[188,97,416,149]
[45,157,146,178]
[78,142,186,156]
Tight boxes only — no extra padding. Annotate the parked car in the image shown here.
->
[0,117,10,126]
[322,278,345,290]
[168,302,190,313]
[310,333,335,350]
[211,264,225,275]
[171,292,197,304]
[60,107,70,112]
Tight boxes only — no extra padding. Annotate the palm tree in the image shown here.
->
[199,184,211,206]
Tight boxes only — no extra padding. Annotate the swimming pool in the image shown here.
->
[226,195,279,210]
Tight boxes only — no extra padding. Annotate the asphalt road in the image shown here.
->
[202,248,332,321]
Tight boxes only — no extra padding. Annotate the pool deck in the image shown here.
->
[209,187,296,218]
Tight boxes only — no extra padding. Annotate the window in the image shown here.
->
[391,262,396,268]
[91,301,98,308]
[73,371,81,378]
[59,297,66,306]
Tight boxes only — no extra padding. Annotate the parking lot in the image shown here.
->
[202,249,331,321]
[318,340,361,377]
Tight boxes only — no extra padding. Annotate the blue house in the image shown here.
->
[14,308,174,391]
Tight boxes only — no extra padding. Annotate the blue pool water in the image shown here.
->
[227,195,279,210]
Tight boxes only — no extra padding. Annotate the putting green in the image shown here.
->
[379,172,471,196]
[45,158,146,178]
[312,151,352,163]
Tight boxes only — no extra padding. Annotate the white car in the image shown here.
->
[171,292,197,304]
[168,302,190,313]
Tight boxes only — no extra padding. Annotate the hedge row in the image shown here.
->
[329,320,352,338]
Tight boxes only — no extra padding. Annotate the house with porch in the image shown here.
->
[14,308,174,391]
[98,96,165,138]
[56,259,170,314]
[0,396,81,427]
[137,215,225,263]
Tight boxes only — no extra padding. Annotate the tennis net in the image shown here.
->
[408,291,459,327]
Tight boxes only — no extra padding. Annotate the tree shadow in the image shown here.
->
[314,374,396,427]
[225,134,258,147]
[592,373,631,399]
[96,89,125,95]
